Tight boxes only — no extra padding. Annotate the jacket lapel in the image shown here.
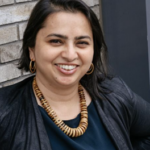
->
[93,98,130,150]
[29,78,52,150]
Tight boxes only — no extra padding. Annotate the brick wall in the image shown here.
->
[0,0,101,88]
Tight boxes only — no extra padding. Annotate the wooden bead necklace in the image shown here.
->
[33,77,88,137]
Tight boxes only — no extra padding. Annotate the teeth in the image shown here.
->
[58,65,76,70]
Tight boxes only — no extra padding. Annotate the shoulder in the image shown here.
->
[0,76,34,117]
[98,77,150,143]
[100,76,134,100]
[99,76,147,119]
[0,76,33,98]
[98,76,138,117]
[97,77,137,129]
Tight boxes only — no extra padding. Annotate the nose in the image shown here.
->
[61,44,78,62]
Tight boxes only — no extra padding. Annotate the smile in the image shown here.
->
[57,64,77,71]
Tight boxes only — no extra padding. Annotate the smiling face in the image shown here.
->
[29,11,94,87]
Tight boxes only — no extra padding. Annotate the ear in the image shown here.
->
[29,47,35,61]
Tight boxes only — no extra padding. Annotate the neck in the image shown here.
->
[34,76,81,120]
[35,75,79,107]
[33,76,91,120]
[33,77,88,137]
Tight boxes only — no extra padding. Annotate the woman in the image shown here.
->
[0,0,150,149]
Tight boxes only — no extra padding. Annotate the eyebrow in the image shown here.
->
[75,36,91,41]
[46,34,67,39]
[46,34,91,41]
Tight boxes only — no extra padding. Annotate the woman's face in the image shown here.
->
[29,11,94,87]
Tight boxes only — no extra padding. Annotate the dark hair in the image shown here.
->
[19,0,109,99]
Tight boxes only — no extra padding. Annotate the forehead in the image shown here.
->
[40,11,92,36]
[44,11,90,25]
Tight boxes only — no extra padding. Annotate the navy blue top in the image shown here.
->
[39,101,116,150]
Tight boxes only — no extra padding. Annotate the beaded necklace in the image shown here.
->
[33,77,88,137]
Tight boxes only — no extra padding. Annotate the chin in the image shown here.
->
[57,78,77,86]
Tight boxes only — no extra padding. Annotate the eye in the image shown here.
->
[50,39,62,44]
[77,41,89,47]
[49,39,62,45]
[78,41,89,45]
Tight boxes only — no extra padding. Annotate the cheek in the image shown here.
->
[34,45,56,62]
[86,48,94,62]
[80,50,94,68]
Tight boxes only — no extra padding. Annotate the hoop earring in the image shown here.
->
[29,60,36,73]
[86,63,94,75]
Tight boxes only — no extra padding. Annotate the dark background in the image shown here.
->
[101,0,150,101]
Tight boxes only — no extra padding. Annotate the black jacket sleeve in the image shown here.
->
[121,78,150,150]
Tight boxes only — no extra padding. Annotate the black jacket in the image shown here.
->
[0,76,150,150]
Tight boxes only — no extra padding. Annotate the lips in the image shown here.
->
[57,64,77,70]
[55,64,78,75]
